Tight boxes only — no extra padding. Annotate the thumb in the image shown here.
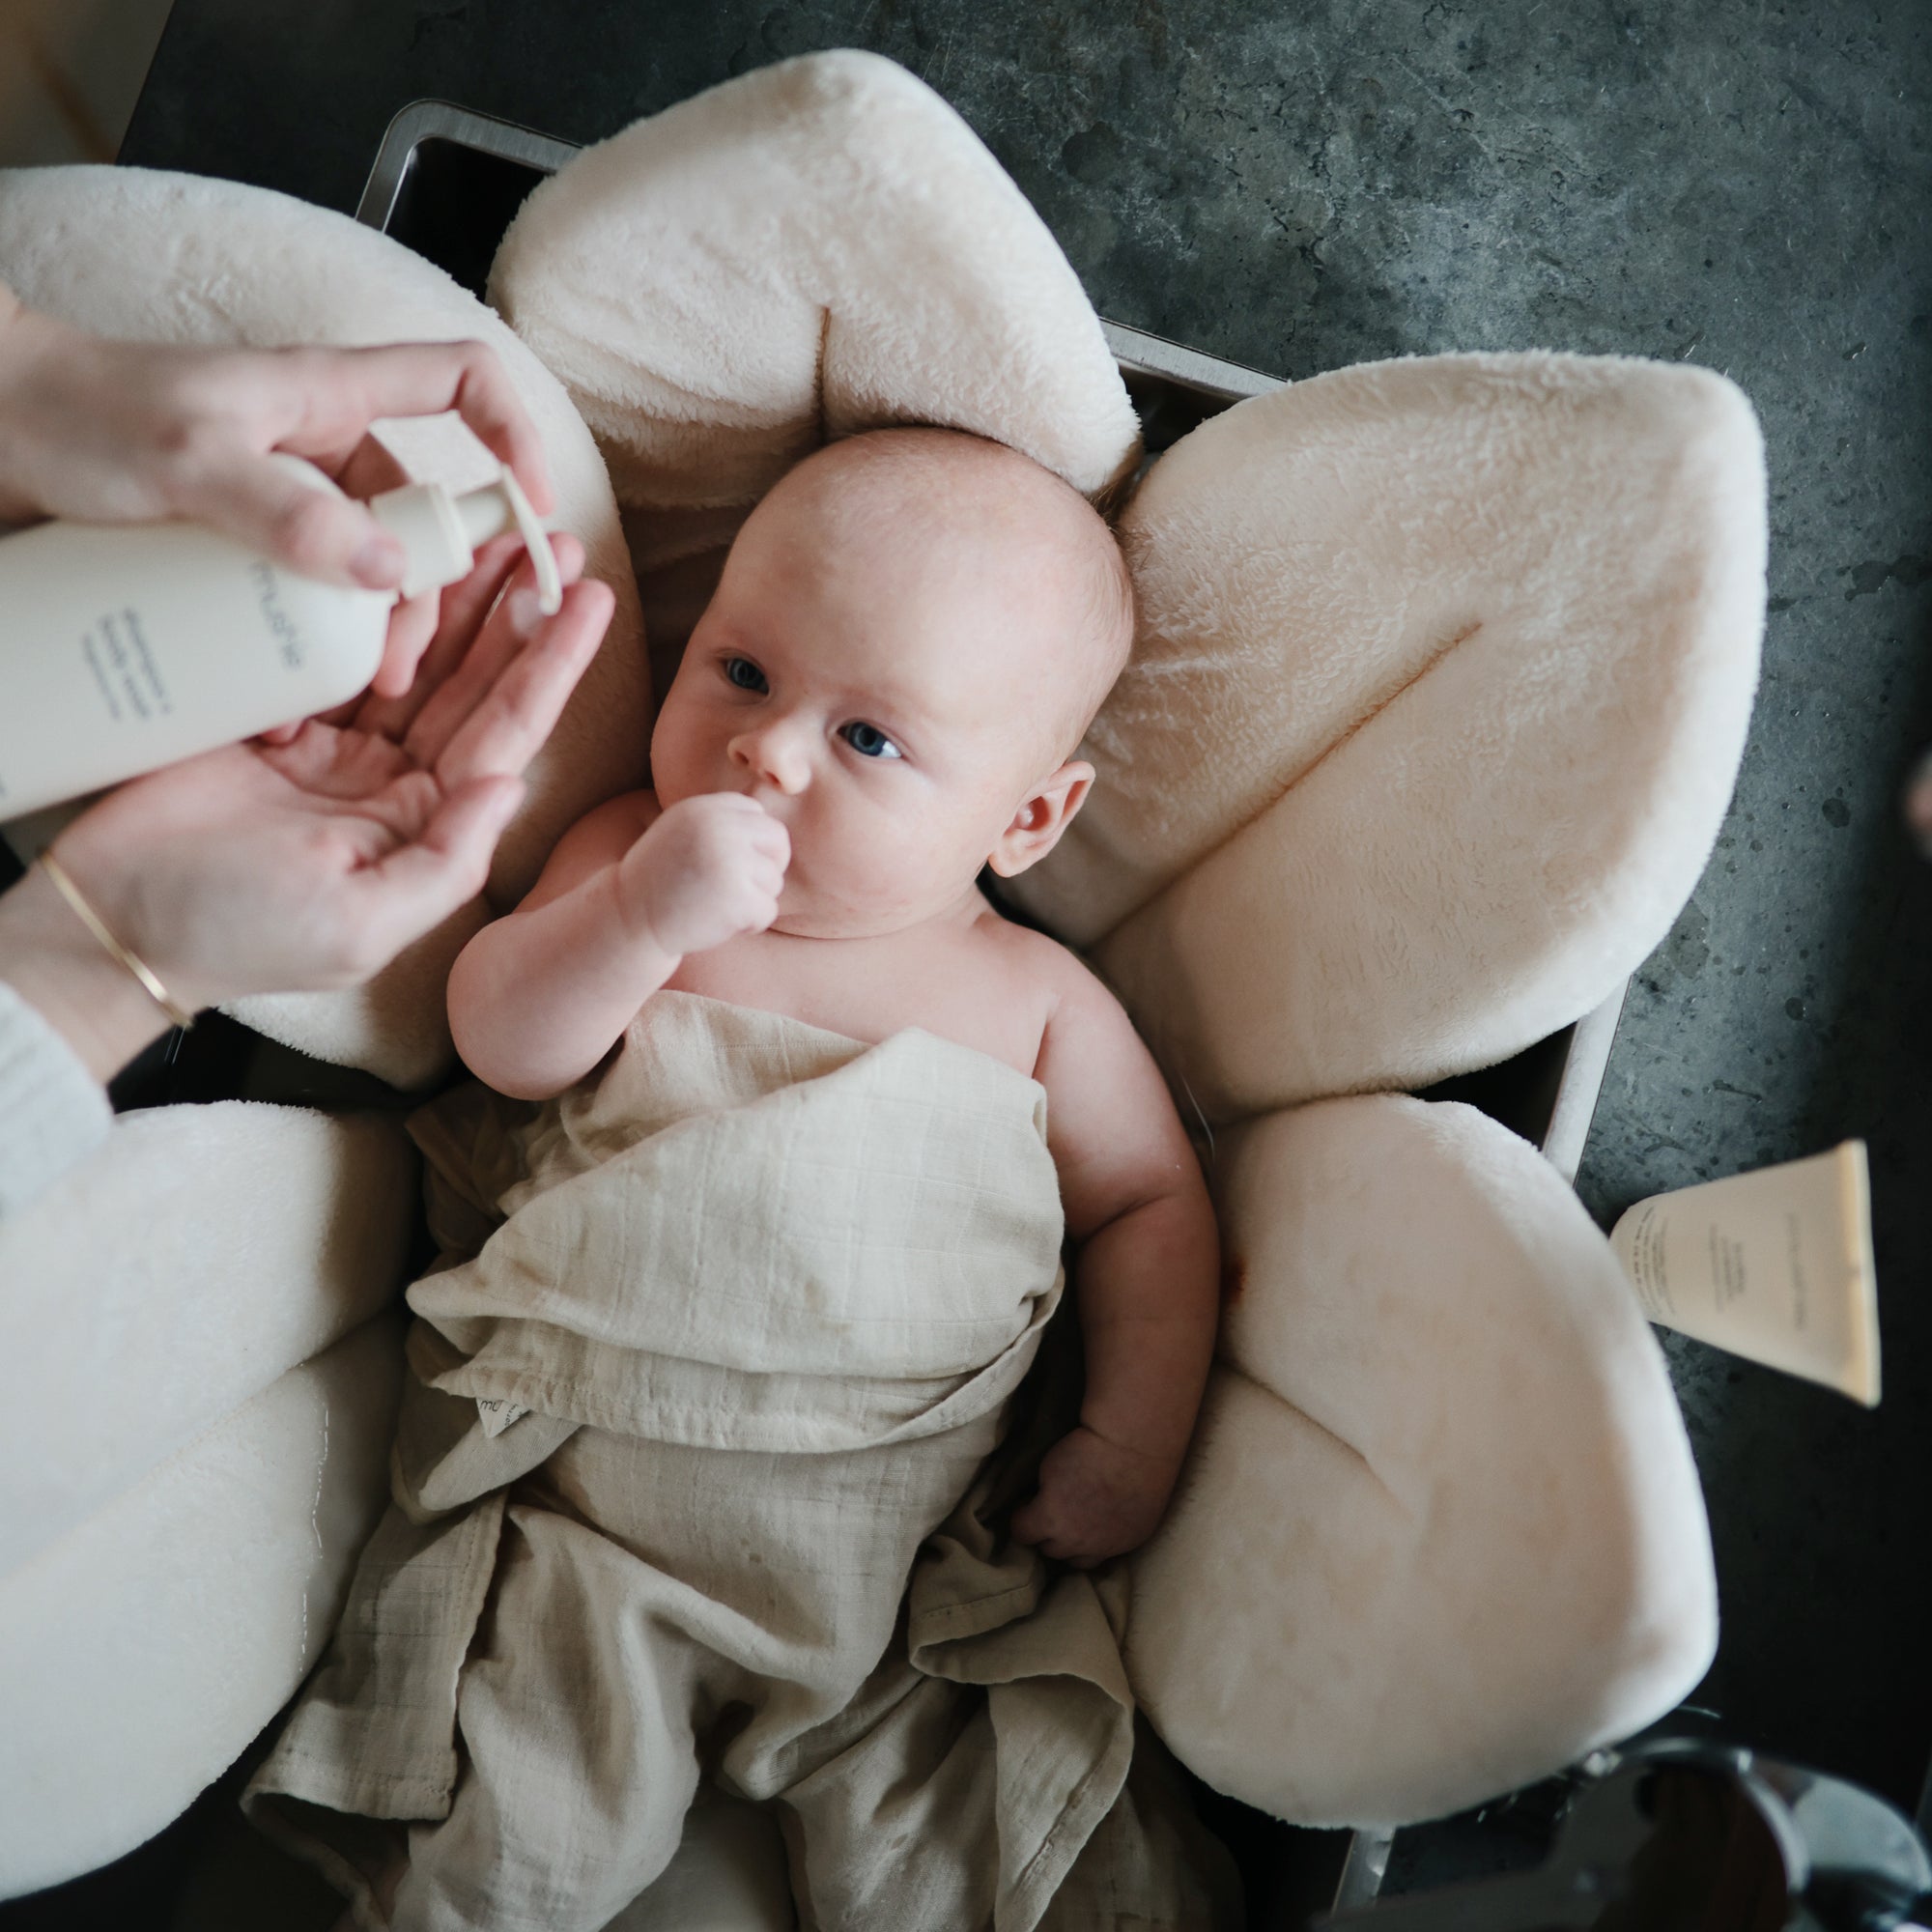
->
[172,451,408,590]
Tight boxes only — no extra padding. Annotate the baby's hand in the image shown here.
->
[1009,1424,1180,1569]
[620,793,789,957]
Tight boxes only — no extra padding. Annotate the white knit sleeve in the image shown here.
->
[0,981,111,1219]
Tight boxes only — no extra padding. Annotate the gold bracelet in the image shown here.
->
[38,850,197,1032]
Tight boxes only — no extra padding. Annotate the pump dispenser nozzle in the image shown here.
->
[367,464,562,614]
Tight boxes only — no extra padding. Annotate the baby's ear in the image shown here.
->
[987,761,1094,878]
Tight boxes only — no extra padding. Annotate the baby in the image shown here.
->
[249,428,1222,1930]
[452,425,1216,1566]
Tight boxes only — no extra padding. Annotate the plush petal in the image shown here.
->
[0,1099,413,1577]
[0,1315,402,1899]
[0,164,650,1085]
[1125,1094,1717,1827]
[1008,354,1764,1118]
[489,47,1141,586]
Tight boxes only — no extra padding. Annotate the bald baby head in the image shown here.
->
[749,427,1134,766]
[657,427,1134,935]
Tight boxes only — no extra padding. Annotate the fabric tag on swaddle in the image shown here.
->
[475,1396,529,1438]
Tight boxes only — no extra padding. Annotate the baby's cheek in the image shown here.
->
[894,811,980,899]
[646,717,694,805]
[845,826,933,913]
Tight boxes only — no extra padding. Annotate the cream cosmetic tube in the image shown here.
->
[0,457,558,821]
[1610,1142,1879,1406]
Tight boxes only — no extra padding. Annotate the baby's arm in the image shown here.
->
[1011,954,1218,1568]
[447,789,788,1098]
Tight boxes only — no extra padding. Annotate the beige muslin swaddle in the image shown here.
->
[245,994,1231,1932]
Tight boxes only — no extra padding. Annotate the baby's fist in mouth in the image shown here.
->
[622,791,790,957]
[1010,1423,1180,1568]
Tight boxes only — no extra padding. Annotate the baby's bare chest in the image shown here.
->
[664,922,1051,1076]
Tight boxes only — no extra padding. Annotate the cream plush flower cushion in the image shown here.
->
[492,49,1755,1831]
[0,43,1758,1896]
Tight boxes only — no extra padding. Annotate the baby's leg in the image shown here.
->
[386,1498,705,1932]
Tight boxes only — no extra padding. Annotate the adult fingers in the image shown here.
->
[272,341,554,515]
[256,696,363,748]
[1906,749,1932,857]
[349,533,528,741]
[403,538,588,770]
[348,775,527,971]
[256,639,414,743]
[372,589,444,699]
[331,430,412,503]
[170,449,407,590]
[254,714,415,801]
[431,576,612,788]
[332,430,479,695]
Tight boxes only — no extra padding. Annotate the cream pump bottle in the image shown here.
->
[0,456,560,820]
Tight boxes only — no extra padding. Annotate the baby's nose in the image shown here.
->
[727,722,811,795]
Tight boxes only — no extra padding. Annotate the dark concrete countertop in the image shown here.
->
[125,0,1932,1825]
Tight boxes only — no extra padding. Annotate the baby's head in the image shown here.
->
[651,427,1134,938]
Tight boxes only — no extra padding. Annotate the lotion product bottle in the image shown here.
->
[1610,1141,1879,1405]
[0,456,561,821]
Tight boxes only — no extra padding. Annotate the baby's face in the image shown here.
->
[651,469,1091,940]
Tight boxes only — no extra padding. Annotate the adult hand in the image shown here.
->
[0,532,611,1082]
[0,283,555,695]
[1908,752,1932,857]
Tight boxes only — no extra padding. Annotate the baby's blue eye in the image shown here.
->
[724,656,768,693]
[840,721,902,760]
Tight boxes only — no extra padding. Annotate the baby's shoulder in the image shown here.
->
[973,909,1173,1096]
[973,906,1121,1019]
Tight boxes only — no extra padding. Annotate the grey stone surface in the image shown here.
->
[120,0,1932,1819]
